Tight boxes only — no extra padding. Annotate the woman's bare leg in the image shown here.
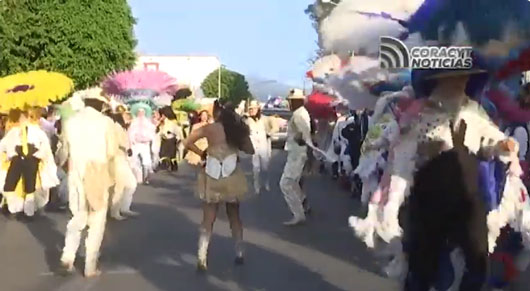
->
[197,203,218,271]
[226,202,244,264]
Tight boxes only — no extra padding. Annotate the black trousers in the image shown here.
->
[159,137,178,171]
[159,138,177,160]
[405,151,488,291]
[4,154,40,194]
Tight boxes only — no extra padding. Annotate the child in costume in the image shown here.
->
[157,106,183,171]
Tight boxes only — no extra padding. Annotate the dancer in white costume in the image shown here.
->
[57,91,118,277]
[244,100,277,194]
[280,89,314,226]
[0,107,58,218]
[108,111,138,220]
[128,107,156,184]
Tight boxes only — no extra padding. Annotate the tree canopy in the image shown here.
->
[201,67,252,105]
[0,0,137,89]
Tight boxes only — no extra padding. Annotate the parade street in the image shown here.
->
[0,151,527,291]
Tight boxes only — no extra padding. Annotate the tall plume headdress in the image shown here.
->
[101,70,178,117]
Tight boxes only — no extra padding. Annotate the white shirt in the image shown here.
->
[284,106,313,152]
[506,126,528,160]
[60,107,118,165]
[245,116,269,150]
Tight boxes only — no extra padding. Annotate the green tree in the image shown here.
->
[0,0,137,89]
[201,67,252,105]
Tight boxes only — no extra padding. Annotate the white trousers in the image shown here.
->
[132,143,152,182]
[111,157,138,215]
[252,141,271,191]
[61,207,108,271]
[280,150,307,220]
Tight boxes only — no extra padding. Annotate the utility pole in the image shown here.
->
[218,63,222,99]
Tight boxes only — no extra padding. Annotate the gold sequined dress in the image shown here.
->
[196,144,248,203]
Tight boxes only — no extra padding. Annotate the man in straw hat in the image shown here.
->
[280,89,314,226]
[56,88,118,277]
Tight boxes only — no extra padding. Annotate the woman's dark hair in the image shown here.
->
[109,112,127,129]
[214,100,250,149]
[159,106,177,120]
[173,88,193,100]
[102,109,126,129]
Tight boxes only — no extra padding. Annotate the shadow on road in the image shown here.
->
[160,152,385,279]
[26,213,66,272]
[102,202,346,291]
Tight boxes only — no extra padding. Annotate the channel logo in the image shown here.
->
[379,36,473,69]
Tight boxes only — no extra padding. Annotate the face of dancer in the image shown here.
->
[436,75,470,98]
[123,112,132,125]
[249,106,258,117]
[199,111,209,123]
[288,99,304,112]
[137,109,145,118]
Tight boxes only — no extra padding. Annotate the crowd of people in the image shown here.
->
[2,66,530,291]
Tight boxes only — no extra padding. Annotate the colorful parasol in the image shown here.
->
[305,91,336,119]
[0,70,74,112]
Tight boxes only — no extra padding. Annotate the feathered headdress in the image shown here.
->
[102,70,178,117]
[102,70,177,101]
[405,0,530,57]
[319,0,425,57]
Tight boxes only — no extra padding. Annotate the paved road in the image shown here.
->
[0,150,527,291]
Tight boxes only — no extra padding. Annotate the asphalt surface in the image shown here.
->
[0,150,528,291]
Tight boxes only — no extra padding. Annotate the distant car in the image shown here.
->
[262,108,292,149]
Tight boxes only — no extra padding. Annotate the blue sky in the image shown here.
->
[128,0,317,87]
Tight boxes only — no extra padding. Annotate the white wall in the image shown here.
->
[134,55,221,97]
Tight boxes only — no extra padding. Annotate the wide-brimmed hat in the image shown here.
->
[287,88,305,100]
[74,87,109,104]
[423,68,488,80]
[412,67,490,99]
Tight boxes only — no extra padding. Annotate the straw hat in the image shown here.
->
[423,68,487,80]
[74,87,109,104]
[287,88,305,100]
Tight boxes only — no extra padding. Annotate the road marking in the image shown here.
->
[39,265,137,276]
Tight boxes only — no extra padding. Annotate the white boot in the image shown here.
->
[84,253,101,277]
[197,229,211,271]
[234,239,244,265]
[253,178,260,194]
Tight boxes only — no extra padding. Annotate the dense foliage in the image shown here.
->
[201,67,252,105]
[0,0,137,89]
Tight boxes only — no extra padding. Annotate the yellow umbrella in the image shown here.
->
[0,70,74,112]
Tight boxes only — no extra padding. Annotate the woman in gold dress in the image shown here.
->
[184,101,254,271]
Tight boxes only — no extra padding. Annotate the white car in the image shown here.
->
[262,108,291,148]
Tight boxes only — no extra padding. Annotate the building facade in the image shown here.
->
[134,55,221,97]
